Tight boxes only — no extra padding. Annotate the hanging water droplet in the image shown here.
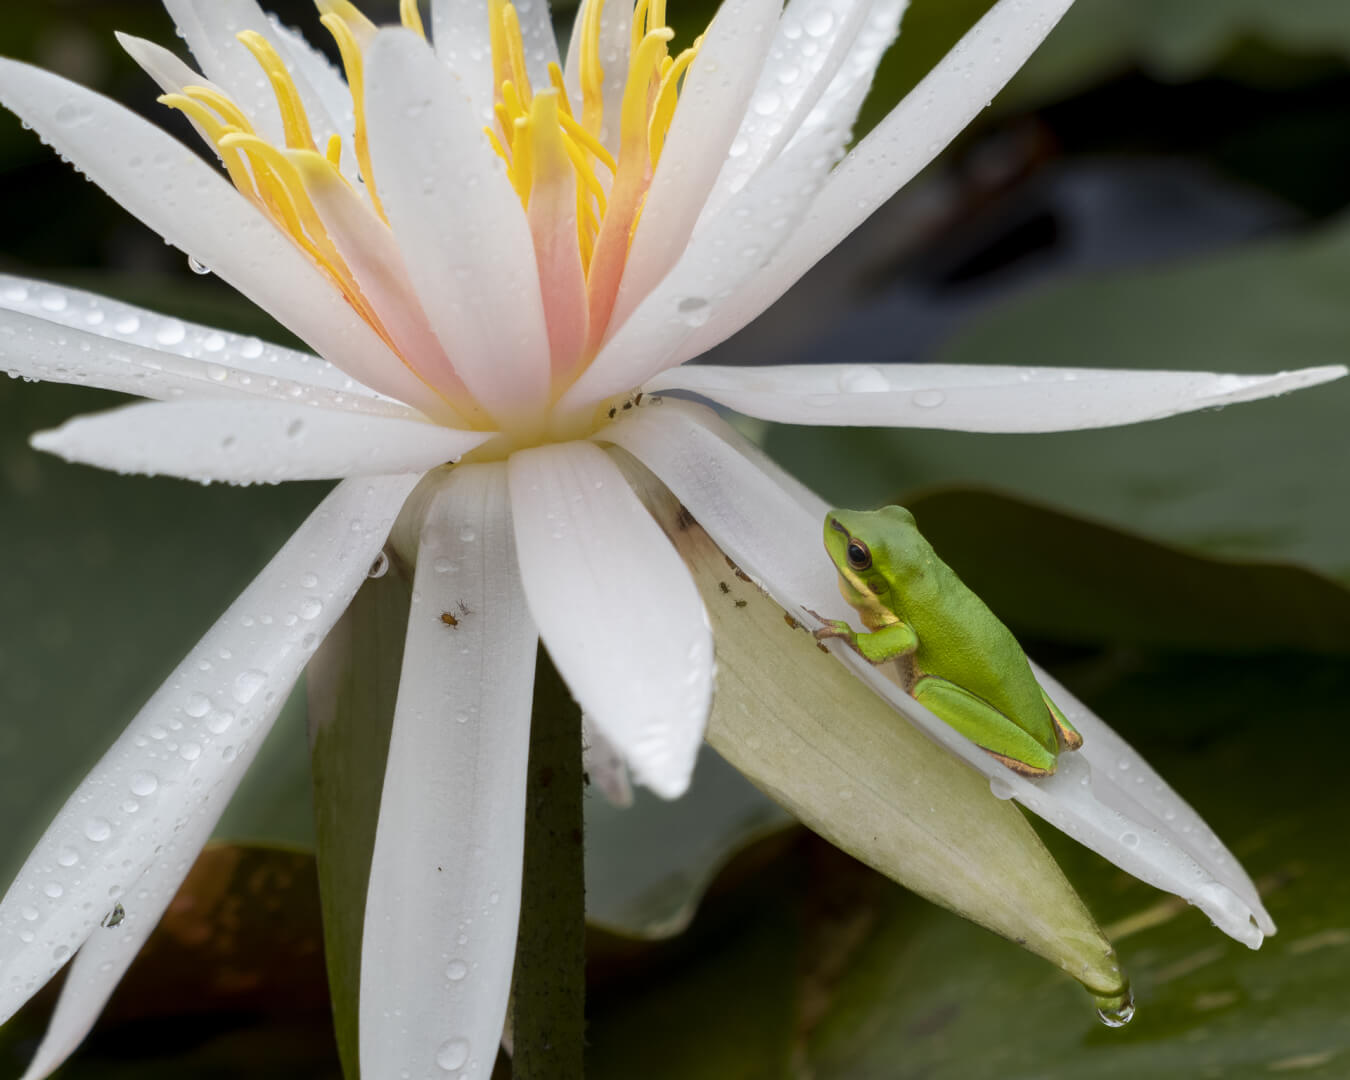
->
[188,255,211,275]
[1094,984,1135,1028]
[368,550,391,578]
[988,775,1016,800]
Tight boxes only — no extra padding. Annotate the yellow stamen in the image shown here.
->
[316,0,378,42]
[631,0,651,56]
[319,12,387,222]
[399,0,426,38]
[157,93,256,195]
[501,4,533,107]
[325,133,344,168]
[578,0,607,136]
[236,31,317,151]
[648,38,700,164]
[181,85,256,136]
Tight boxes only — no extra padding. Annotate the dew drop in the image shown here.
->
[84,818,112,843]
[299,597,323,620]
[676,296,710,327]
[232,669,267,704]
[188,255,211,275]
[56,847,79,868]
[912,389,946,409]
[837,365,890,393]
[20,905,39,922]
[1094,985,1135,1028]
[155,320,186,346]
[130,771,158,796]
[368,551,391,578]
[44,882,64,899]
[988,775,1016,800]
[184,693,211,718]
[445,960,468,981]
[1120,831,1140,849]
[436,1038,470,1070]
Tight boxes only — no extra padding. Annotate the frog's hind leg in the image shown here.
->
[913,675,1058,777]
[1040,687,1083,752]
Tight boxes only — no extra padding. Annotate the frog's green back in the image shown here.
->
[830,507,1059,759]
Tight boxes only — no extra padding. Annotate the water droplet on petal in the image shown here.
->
[368,551,391,578]
[188,255,211,275]
[445,960,468,981]
[436,1038,470,1071]
[913,389,946,409]
[84,818,112,842]
[232,669,267,705]
[130,772,159,797]
[184,693,211,718]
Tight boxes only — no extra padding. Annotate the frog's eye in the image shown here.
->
[846,539,872,570]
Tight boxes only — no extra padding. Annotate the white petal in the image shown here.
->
[0,475,418,1030]
[0,60,453,420]
[431,0,499,127]
[608,0,783,333]
[560,91,865,416]
[674,0,1078,365]
[20,790,223,1079]
[645,363,1350,431]
[0,274,391,401]
[32,399,490,484]
[785,0,907,151]
[561,0,633,152]
[360,464,536,1080]
[114,32,228,151]
[699,0,885,219]
[0,309,420,419]
[582,715,634,809]
[161,0,342,152]
[507,441,712,798]
[604,399,1272,943]
[365,30,552,428]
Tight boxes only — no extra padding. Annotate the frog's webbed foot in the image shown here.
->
[1040,687,1084,752]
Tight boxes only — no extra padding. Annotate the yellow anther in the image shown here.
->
[501,4,533,106]
[559,111,616,176]
[325,133,343,168]
[648,39,700,163]
[399,0,426,38]
[158,93,255,194]
[316,0,378,44]
[484,125,512,166]
[494,100,516,150]
[548,63,573,118]
[221,134,318,257]
[236,31,317,152]
[631,0,651,55]
[319,11,386,222]
[621,29,674,143]
[511,114,535,204]
[578,0,607,136]
[502,80,527,122]
[181,85,256,136]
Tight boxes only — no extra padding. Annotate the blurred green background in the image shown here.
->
[2,1,1350,1077]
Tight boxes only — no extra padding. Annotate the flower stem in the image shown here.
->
[512,646,586,1080]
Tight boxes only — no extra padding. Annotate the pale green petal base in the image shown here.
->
[616,451,1127,1000]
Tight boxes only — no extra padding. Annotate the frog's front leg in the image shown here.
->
[809,610,919,665]
[913,674,1059,777]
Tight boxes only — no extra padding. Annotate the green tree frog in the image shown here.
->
[812,506,1082,777]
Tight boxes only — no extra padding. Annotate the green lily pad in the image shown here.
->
[764,216,1350,581]
[805,649,1350,1078]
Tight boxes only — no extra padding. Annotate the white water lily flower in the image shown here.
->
[0,0,1340,1075]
